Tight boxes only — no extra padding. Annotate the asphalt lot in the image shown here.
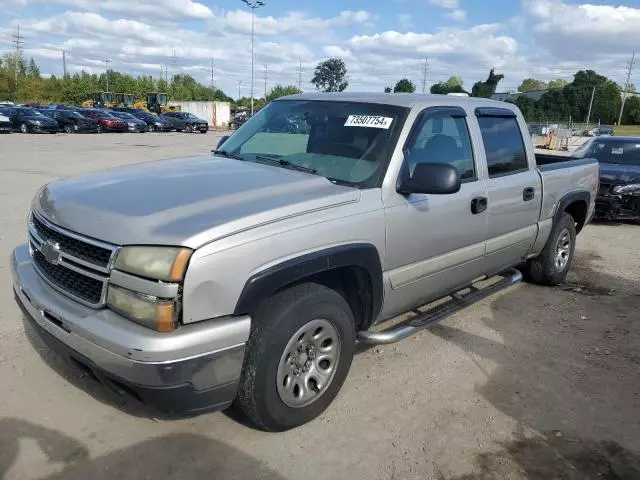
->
[1,132,639,480]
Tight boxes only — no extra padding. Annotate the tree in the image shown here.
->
[518,78,546,92]
[26,58,40,78]
[471,69,504,98]
[384,86,392,93]
[547,78,568,89]
[430,76,467,95]
[266,85,302,102]
[622,95,640,124]
[393,78,416,93]
[311,58,348,92]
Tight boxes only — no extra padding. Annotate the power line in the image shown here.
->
[618,52,635,125]
[11,25,24,88]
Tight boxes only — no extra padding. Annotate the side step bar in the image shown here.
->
[356,268,522,345]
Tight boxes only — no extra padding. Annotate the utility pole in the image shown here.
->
[11,25,24,88]
[618,51,636,125]
[241,0,266,115]
[298,61,302,90]
[422,57,429,93]
[62,50,68,78]
[210,58,215,93]
[104,59,111,92]
[164,64,168,85]
[264,64,268,99]
[237,80,242,100]
[585,85,595,126]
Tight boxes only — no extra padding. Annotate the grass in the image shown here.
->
[613,125,640,137]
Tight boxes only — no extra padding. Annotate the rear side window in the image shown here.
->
[477,116,528,177]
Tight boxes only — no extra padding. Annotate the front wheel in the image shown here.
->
[525,212,576,285]
[64,124,74,134]
[185,124,194,133]
[236,283,355,431]
[148,124,155,132]
[97,125,103,134]
[20,123,29,134]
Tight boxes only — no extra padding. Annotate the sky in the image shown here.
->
[1,0,640,98]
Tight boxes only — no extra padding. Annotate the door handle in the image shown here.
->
[471,197,488,214]
[523,187,535,201]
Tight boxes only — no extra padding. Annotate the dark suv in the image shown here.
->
[39,109,100,133]
[161,111,208,133]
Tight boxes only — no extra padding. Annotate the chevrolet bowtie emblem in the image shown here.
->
[39,240,62,265]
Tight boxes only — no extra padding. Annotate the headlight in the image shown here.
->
[114,246,192,282]
[32,120,41,125]
[107,285,177,331]
[128,122,136,127]
[612,183,640,194]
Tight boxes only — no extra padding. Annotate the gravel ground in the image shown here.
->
[0,132,638,480]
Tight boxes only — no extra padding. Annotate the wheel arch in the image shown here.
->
[233,243,383,331]
[556,191,590,233]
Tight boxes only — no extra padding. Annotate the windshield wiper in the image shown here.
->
[214,149,245,161]
[254,155,317,174]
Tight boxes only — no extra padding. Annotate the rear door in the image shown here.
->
[474,108,542,272]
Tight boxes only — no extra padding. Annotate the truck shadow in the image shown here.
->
[430,254,640,479]
[0,417,285,480]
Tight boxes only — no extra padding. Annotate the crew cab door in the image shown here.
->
[474,108,542,272]
[381,106,489,319]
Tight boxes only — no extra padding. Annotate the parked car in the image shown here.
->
[589,125,614,136]
[12,94,598,431]
[131,111,174,132]
[0,109,12,133]
[2,107,58,133]
[110,111,149,133]
[78,109,127,132]
[161,111,208,133]
[570,136,640,220]
[38,109,100,134]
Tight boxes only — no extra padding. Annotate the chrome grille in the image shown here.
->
[598,183,612,196]
[28,211,118,307]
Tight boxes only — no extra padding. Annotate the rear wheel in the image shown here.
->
[236,283,356,431]
[525,212,576,285]
[64,124,74,134]
[97,125,103,134]
[20,123,29,134]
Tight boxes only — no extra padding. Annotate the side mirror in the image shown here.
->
[397,162,461,195]
[216,135,230,150]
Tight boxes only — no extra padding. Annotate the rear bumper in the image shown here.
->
[11,243,250,413]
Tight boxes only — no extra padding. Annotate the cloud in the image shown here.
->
[349,24,518,65]
[446,9,467,22]
[323,45,352,58]
[428,0,459,8]
[523,0,640,59]
[398,14,414,30]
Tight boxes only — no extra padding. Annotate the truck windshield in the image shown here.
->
[218,100,408,188]
[573,139,640,165]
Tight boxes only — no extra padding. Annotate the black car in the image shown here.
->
[132,111,173,132]
[572,136,640,220]
[112,107,145,115]
[38,109,100,133]
[110,111,149,132]
[161,111,209,133]
[3,107,59,133]
[0,108,12,133]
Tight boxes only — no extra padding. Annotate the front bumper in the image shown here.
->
[31,124,58,133]
[11,243,250,413]
[128,125,149,132]
[596,194,640,220]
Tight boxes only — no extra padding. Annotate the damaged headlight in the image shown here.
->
[612,183,640,194]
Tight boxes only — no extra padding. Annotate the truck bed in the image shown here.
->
[535,153,595,171]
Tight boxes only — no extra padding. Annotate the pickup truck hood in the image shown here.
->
[34,155,359,248]
[599,162,640,185]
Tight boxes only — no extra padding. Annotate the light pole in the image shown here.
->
[104,59,111,92]
[241,0,265,116]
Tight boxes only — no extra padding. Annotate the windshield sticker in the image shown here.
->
[344,115,393,129]
[611,147,623,155]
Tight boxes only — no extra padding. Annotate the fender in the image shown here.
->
[555,190,591,232]
[233,243,383,323]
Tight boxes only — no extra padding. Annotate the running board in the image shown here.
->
[356,268,522,345]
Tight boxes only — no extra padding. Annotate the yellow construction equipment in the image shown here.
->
[114,93,135,108]
[82,92,114,109]
[133,92,180,115]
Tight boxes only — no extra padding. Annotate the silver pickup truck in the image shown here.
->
[12,93,599,431]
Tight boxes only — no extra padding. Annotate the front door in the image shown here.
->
[381,106,488,319]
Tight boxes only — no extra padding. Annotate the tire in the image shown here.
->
[20,123,29,134]
[236,282,356,431]
[148,124,155,132]
[97,125,103,134]
[200,129,207,134]
[64,124,74,134]
[176,128,183,132]
[185,124,194,133]
[525,212,576,285]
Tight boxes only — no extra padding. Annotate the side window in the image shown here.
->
[477,116,528,177]
[405,112,476,180]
